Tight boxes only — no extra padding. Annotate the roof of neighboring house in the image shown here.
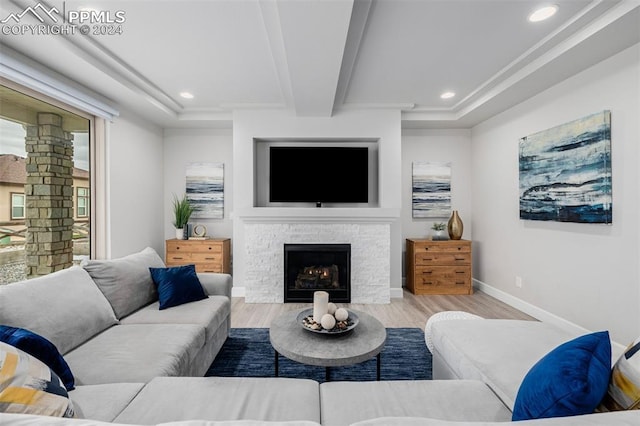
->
[0,154,26,185]
[0,154,89,185]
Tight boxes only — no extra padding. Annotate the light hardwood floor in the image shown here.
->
[231,288,535,328]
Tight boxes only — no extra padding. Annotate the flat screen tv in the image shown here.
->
[269,146,368,204]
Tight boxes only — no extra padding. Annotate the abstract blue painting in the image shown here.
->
[186,162,224,219]
[519,111,611,224]
[412,162,451,218]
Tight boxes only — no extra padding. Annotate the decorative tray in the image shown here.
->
[297,308,359,335]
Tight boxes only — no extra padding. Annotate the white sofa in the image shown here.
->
[313,320,638,425]
[1,248,638,425]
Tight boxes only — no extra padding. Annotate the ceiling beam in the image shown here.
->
[259,0,295,111]
[333,0,372,113]
[274,0,354,117]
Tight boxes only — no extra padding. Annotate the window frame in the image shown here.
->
[76,187,89,218]
[1,77,105,260]
[10,192,25,220]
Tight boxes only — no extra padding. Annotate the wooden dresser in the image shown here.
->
[165,238,231,273]
[405,239,472,295]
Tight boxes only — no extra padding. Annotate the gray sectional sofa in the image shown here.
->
[0,247,232,386]
[1,247,638,425]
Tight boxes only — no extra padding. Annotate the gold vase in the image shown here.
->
[447,210,463,240]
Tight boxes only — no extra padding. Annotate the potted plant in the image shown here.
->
[172,194,194,240]
[431,222,448,241]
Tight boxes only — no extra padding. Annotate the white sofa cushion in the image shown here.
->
[64,324,205,385]
[350,411,640,425]
[121,295,230,342]
[114,377,321,424]
[0,413,321,426]
[320,380,511,426]
[69,383,145,422]
[430,319,578,410]
[0,266,117,354]
[82,247,165,319]
[424,311,482,352]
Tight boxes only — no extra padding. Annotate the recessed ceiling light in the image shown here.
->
[180,92,194,99]
[528,5,558,22]
[440,91,456,99]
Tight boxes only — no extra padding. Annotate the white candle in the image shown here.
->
[313,291,329,323]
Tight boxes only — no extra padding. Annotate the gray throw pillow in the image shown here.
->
[82,247,165,319]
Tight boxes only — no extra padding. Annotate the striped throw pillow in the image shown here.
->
[598,337,640,411]
[0,342,76,417]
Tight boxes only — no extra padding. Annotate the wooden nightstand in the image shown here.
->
[405,239,472,295]
[165,238,231,273]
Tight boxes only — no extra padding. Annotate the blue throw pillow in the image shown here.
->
[149,264,207,310]
[512,330,611,421]
[0,325,75,391]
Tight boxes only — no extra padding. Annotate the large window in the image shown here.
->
[10,193,25,219]
[0,83,94,284]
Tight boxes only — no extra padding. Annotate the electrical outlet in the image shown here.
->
[515,276,523,288]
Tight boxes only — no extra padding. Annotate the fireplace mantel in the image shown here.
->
[236,207,400,223]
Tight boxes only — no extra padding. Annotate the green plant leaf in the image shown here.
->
[172,194,195,228]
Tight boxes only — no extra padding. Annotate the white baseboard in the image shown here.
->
[474,278,625,355]
[390,287,404,299]
[473,278,593,334]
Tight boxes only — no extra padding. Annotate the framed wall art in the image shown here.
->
[186,162,224,219]
[412,162,451,218]
[519,110,611,224]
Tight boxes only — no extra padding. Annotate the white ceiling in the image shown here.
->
[1,0,639,128]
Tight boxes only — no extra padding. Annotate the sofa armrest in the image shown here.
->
[197,273,232,299]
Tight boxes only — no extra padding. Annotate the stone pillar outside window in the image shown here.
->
[24,113,74,278]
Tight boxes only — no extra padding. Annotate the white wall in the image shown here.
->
[232,109,403,297]
[471,44,640,345]
[401,128,473,240]
[107,111,164,258]
[163,128,234,255]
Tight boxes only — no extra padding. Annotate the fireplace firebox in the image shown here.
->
[284,244,351,303]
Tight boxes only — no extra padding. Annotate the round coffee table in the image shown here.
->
[269,308,386,381]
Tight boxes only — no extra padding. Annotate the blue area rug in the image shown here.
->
[206,327,431,383]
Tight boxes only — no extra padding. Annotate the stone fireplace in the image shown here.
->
[239,209,396,304]
[284,243,351,303]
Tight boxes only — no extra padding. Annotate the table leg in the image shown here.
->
[376,353,381,381]
[274,350,279,377]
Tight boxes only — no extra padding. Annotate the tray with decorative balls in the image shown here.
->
[297,306,358,335]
